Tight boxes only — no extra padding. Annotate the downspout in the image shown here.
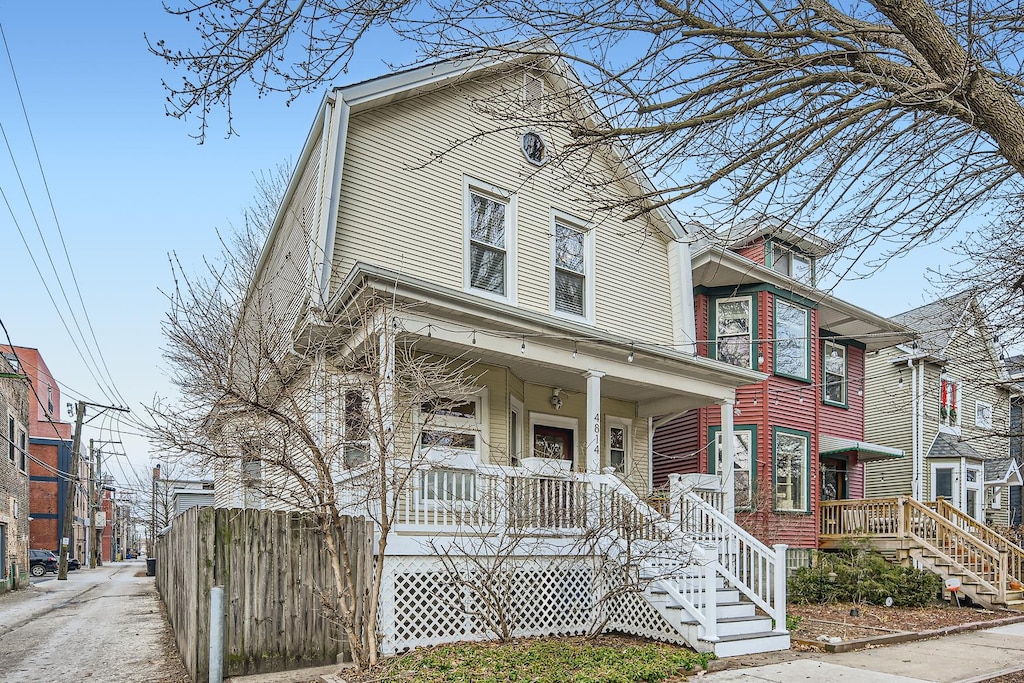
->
[917,358,926,502]
[909,358,918,500]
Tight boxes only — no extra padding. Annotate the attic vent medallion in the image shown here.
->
[521,131,547,166]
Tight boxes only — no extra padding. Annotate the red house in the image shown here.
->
[653,224,913,554]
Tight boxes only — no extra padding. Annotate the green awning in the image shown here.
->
[819,435,904,462]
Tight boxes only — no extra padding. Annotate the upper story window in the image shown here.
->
[822,340,847,406]
[552,215,593,321]
[18,429,26,472]
[774,299,810,381]
[2,352,18,372]
[939,377,960,428]
[7,415,13,463]
[770,242,814,284]
[342,390,370,467]
[465,179,515,301]
[47,385,53,416]
[714,296,754,369]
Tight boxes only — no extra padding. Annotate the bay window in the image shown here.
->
[714,296,753,369]
[774,299,810,381]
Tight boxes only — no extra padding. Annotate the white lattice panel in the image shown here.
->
[607,590,690,646]
[379,556,599,653]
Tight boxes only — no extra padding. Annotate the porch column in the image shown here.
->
[720,399,736,520]
[585,370,605,473]
[378,324,396,458]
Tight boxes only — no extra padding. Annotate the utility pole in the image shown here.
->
[87,439,96,569]
[58,401,130,580]
[58,403,86,581]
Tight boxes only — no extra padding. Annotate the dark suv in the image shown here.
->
[29,549,58,577]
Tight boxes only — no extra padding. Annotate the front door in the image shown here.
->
[820,458,848,501]
[932,463,959,508]
[533,425,575,464]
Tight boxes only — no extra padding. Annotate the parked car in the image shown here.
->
[46,550,81,571]
[29,549,58,577]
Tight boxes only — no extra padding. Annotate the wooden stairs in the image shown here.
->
[820,496,1024,611]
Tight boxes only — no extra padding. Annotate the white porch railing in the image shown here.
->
[344,462,784,645]
[670,484,787,633]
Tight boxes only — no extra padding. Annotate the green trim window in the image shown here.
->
[822,340,847,406]
[710,425,756,509]
[773,427,810,513]
[774,299,810,381]
[714,296,754,369]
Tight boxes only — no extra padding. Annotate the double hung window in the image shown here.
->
[774,428,809,512]
[770,243,814,284]
[774,299,810,380]
[606,418,631,474]
[822,341,847,405]
[551,214,593,321]
[466,181,514,300]
[940,378,959,427]
[715,297,753,368]
[712,427,755,509]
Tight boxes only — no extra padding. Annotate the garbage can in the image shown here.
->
[146,557,156,577]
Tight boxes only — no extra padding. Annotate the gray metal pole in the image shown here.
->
[209,586,224,683]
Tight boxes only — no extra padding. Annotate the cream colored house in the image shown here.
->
[865,292,1019,524]
[216,47,793,657]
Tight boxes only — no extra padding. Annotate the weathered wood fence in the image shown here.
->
[156,507,373,682]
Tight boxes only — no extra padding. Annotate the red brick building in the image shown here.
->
[0,346,87,558]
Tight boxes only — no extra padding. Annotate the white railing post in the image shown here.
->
[668,473,682,527]
[703,560,718,642]
[773,543,788,632]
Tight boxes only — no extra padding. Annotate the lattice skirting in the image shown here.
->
[378,555,687,653]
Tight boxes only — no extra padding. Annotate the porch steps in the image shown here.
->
[909,547,1024,610]
[644,578,790,657]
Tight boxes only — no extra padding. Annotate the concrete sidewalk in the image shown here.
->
[703,622,1024,682]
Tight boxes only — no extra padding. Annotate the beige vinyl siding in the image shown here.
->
[332,73,676,344]
[864,347,914,499]
[255,141,324,329]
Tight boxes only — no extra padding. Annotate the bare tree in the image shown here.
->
[148,166,482,666]
[152,1,1024,288]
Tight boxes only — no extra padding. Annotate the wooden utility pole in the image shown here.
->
[58,402,130,580]
[58,403,85,580]
[88,438,96,569]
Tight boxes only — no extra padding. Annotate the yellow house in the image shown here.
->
[218,46,792,658]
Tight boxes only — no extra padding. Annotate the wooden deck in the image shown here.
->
[819,497,1024,610]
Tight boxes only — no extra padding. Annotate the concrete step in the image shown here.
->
[714,614,774,637]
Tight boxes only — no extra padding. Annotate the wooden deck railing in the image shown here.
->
[820,497,1011,604]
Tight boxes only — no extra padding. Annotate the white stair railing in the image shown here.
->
[676,489,787,633]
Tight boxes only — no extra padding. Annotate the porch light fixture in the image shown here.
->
[472,331,477,345]
[551,388,563,410]
[757,348,765,365]
[427,324,432,338]
[521,338,526,354]
[898,371,904,389]
[572,341,578,359]
[627,343,635,363]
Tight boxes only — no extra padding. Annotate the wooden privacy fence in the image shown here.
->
[156,507,373,682]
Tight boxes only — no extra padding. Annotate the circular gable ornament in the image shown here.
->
[521,131,547,165]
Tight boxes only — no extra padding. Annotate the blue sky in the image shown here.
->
[0,3,952,483]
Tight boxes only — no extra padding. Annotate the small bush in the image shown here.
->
[789,547,941,607]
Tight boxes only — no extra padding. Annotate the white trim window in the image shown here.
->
[7,415,13,463]
[966,466,982,519]
[551,212,594,322]
[771,242,814,284]
[715,296,753,368]
[419,394,484,468]
[774,299,810,381]
[822,341,847,405]
[465,179,515,301]
[714,428,754,509]
[509,396,524,467]
[940,378,960,428]
[341,390,370,467]
[18,429,26,473]
[975,400,993,430]
[606,417,631,474]
[241,443,263,510]
[774,429,809,512]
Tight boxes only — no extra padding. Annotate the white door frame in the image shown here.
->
[528,412,580,466]
[931,461,960,508]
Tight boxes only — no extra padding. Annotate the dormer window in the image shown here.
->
[770,242,813,284]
